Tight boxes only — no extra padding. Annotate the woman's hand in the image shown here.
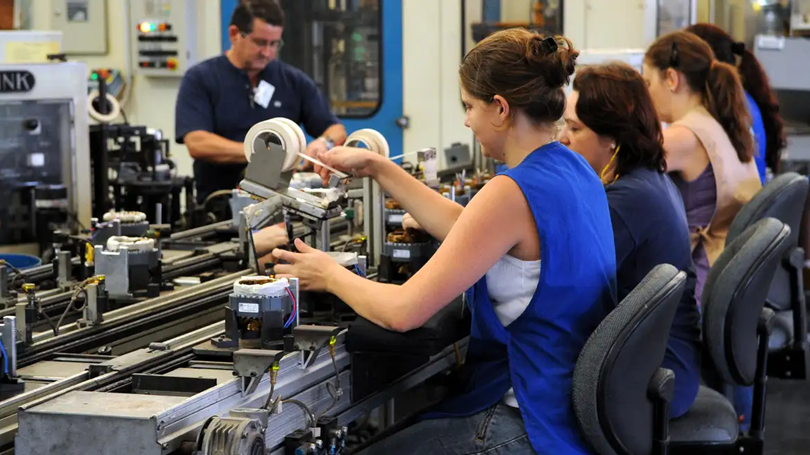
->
[314,146,384,185]
[271,238,343,292]
[402,213,424,231]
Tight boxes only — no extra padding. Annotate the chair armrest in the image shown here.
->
[648,367,675,403]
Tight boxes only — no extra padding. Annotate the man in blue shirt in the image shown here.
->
[175,0,346,204]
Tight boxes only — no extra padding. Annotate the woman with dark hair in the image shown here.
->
[686,23,787,182]
[559,61,700,418]
[268,28,617,455]
[643,31,762,306]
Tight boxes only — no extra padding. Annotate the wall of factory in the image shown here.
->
[27,0,222,180]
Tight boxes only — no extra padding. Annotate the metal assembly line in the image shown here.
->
[0,104,473,454]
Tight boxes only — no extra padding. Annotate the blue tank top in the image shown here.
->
[745,91,767,184]
[428,142,617,454]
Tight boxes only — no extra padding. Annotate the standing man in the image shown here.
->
[175,0,346,205]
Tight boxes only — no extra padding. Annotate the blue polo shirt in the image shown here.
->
[745,91,768,184]
[606,167,702,418]
[175,55,339,203]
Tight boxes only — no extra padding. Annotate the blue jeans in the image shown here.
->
[356,402,536,455]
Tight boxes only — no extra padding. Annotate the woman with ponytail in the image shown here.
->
[643,31,762,306]
[687,23,787,182]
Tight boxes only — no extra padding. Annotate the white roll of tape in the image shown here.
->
[233,276,290,297]
[243,118,303,172]
[102,210,147,223]
[346,129,390,158]
[273,117,307,156]
[87,90,121,124]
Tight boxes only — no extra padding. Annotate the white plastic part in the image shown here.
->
[87,90,121,123]
[345,129,390,158]
[243,118,303,172]
[102,210,147,223]
[106,236,155,252]
[233,276,290,297]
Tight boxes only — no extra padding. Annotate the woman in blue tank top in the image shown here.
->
[269,29,617,455]
[559,62,701,418]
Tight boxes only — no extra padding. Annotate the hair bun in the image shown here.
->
[525,34,578,88]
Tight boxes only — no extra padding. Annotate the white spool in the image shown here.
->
[346,129,390,158]
[233,276,290,297]
[87,90,121,124]
[273,117,307,156]
[243,118,303,172]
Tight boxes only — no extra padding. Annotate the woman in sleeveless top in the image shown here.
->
[559,62,701,418]
[686,23,787,184]
[271,29,617,455]
[642,31,761,307]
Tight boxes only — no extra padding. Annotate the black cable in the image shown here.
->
[54,287,88,336]
[282,399,316,427]
[119,107,129,125]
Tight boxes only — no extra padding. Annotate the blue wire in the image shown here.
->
[283,288,296,329]
[0,337,9,375]
[354,264,366,278]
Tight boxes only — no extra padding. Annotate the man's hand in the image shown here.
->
[252,223,289,256]
[300,138,329,171]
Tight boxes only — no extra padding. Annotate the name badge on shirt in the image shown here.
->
[253,80,275,109]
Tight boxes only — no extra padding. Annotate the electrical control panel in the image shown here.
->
[128,0,198,77]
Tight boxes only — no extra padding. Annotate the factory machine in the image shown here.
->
[12,119,471,455]
[0,61,92,258]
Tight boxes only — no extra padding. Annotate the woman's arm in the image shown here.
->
[663,126,704,173]
[372,159,464,241]
[275,176,533,332]
[319,147,464,241]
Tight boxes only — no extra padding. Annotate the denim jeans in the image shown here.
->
[355,402,536,455]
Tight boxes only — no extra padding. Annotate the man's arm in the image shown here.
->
[175,68,246,164]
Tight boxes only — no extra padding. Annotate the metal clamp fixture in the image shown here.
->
[233,348,285,396]
[293,325,341,370]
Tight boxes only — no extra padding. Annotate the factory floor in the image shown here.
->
[766,378,810,454]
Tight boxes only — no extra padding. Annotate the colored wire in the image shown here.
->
[354,264,366,278]
[0,337,9,375]
[283,287,297,328]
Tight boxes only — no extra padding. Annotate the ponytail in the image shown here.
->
[704,60,754,163]
[739,49,787,172]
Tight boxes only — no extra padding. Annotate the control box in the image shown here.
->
[128,0,198,77]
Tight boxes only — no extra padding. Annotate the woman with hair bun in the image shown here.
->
[270,28,617,454]
[686,23,787,182]
[643,31,762,306]
[560,61,700,419]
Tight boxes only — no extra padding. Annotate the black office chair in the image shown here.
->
[726,172,809,379]
[573,264,686,455]
[670,218,792,454]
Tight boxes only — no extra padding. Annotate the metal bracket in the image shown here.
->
[233,349,284,396]
[293,325,341,369]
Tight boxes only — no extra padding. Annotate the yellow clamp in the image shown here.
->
[329,336,337,346]
[85,244,95,263]
[21,283,35,292]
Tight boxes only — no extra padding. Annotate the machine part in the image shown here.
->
[56,250,72,288]
[243,195,285,231]
[94,242,159,298]
[129,0,199,77]
[106,236,155,252]
[0,316,20,380]
[78,281,109,327]
[195,415,266,455]
[216,277,294,350]
[233,349,284,396]
[16,284,39,345]
[294,326,341,370]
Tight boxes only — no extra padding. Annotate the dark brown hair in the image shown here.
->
[686,23,786,172]
[645,31,753,163]
[231,0,285,31]
[459,28,579,124]
[573,62,667,176]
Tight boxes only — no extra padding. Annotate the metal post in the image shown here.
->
[155,202,163,225]
[320,219,330,252]
[357,255,368,277]
[372,181,384,267]
[57,250,71,288]
[82,283,101,326]
[383,399,396,428]
[0,265,9,299]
